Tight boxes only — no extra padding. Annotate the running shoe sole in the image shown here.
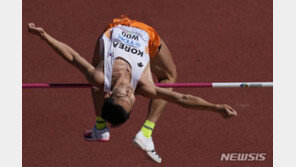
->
[133,138,162,163]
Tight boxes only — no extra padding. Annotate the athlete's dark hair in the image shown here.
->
[101,98,130,127]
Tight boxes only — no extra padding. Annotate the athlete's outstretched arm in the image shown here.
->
[28,23,103,87]
[138,82,237,118]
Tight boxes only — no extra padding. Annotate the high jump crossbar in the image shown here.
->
[22,82,273,88]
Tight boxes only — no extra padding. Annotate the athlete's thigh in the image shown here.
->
[150,39,177,80]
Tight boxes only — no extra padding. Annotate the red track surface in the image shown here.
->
[23,0,273,166]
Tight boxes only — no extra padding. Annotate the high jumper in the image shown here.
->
[28,15,237,163]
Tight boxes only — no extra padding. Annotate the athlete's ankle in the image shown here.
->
[96,116,107,130]
[140,120,155,138]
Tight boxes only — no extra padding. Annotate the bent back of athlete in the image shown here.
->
[27,15,237,164]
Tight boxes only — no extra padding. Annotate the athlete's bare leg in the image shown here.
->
[134,42,176,163]
[147,40,177,123]
[83,36,109,141]
[91,37,105,116]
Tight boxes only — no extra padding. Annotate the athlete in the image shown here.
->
[28,15,237,163]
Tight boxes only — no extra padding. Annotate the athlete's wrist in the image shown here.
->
[212,104,223,112]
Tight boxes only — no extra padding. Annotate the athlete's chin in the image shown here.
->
[124,85,135,94]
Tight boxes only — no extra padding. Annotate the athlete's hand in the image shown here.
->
[28,23,45,37]
[216,104,237,119]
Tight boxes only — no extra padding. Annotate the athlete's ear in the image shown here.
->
[105,91,113,98]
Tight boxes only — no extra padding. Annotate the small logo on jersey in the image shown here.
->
[107,51,113,57]
[138,62,143,67]
[118,35,141,47]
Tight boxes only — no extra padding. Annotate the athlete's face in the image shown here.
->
[105,85,136,113]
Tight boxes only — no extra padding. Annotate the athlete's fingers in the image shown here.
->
[28,23,35,29]
[218,104,237,119]
[231,110,237,116]
[226,107,237,117]
[28,23,45,37]
[28,23,37,34]
[227,105,237,116]
[231,106,238,116]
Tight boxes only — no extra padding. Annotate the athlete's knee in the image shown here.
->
[167,68,177,83]
[170,68,177,82]
[159,71,177,83]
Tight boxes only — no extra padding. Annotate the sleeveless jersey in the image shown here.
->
[102,25,150,92]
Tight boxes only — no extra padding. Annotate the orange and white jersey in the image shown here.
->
[101,15,162,92]
[104,15,161,58]
[102,24,150,92]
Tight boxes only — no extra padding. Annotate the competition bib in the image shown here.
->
[109,25,149,59]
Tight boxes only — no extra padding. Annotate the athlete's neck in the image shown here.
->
[111,73,131,90]
[111,58,132,90]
